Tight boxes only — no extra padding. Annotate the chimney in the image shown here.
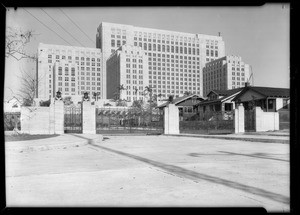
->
[218,32,221,37]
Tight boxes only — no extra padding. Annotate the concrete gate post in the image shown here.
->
[164,104,179,135]
[82,101,96,134]
[234,103,245,133]
[53,100,64,134]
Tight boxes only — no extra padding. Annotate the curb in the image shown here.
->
[6,141,87,153]
[164,134,289,144]
[6,134,103,153]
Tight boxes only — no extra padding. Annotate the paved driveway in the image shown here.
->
[6,135,289,212]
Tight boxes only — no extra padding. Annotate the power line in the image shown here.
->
[59,8,95,46]
[22,8,72,46]
[40,8,87,47]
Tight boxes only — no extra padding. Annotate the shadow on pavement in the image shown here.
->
[86,141,289,205]
[217,151,289,162]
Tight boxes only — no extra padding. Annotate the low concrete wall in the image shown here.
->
[255,107,279,132]
[20,102,64,134]
[21,107,51,134]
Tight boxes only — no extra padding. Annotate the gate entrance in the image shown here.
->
[244,109,255,132]
[64,104,82,133]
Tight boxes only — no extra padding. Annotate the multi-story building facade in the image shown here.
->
[52,61,79,97]
[96,22,225,99]
[37,43,102,100]
[106,45,149,102]
[202,55,251,97]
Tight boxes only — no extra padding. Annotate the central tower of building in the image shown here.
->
[96,22,225,99]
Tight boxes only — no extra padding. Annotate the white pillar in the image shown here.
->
[82,101,96,134]
[53,100,64,134]
[255,106,263,132]
[234,103,245,133]
[164,104,179,135]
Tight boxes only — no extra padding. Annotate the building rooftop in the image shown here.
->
[233,86,290,101]
[157,94,203,108]
[100,22,223,40]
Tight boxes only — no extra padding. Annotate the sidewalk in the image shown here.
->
[165,131,289,144]
[5,134,103,153]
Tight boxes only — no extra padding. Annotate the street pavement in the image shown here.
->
[5,133,290,212]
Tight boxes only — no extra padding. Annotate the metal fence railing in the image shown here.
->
[279,110,290,130]
[180,111,235,134]
[96,107,164,134]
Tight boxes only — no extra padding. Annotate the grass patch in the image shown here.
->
[5,134,60,142]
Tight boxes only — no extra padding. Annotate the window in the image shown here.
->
[65,67,69,75]
[282,99,289,109]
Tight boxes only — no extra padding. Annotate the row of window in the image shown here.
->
[126,64,143,68]
[79,62,101,66]
[148,63,200,69]
[148,66,201,72]
[206,50,219,57]
[126,74,144,79]
[147,53,199,60]
[57,87,101,92]
[46,48,100,56]
[131,42,201,55]
[126,58,143,63]
[232,77,245,81]
[150,70,200,75]
[48,55,100,62]
[79,72,101,76]
[149,58,200,65]
[111,40,126,47]
[133,31,218,45]
[79,67,101,72]
[111,34,126,39]
[231,67,245,71]
[134,36,202,47]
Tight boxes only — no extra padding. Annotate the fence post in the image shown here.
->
[234,103,245,133]
[164,104,179,135]
[82,100,96,134]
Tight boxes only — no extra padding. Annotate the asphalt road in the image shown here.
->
[5,135,290,212]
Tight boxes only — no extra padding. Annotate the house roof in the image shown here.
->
[207,87,244,97]
[6,96,22,104]
[197,88,243,106]
[232,86,290,101]
[156,94,203,108]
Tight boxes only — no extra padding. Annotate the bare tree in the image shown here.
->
[16,67,41,106]
[5,27,37,61]
[5,27,40,105]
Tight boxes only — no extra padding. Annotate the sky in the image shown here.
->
[4,4,290,100]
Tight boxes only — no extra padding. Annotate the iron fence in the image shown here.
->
[279,110,289,130]
[180,111,235,134]
[96,107,164,134]
[64,104,82,133]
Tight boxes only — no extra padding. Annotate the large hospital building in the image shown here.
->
[203,55,251,96]
[37,22,251,101]
[96,22,225,99]
[37,43,102,100]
